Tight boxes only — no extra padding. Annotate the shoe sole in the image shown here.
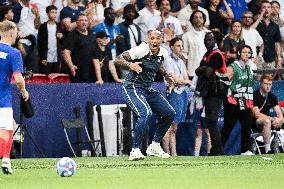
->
[146,150,170,158]
[128,156,145,161]
[146,150,156,157]
[2,167,13,175]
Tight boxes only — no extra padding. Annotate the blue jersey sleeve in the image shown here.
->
[9,48,23,73]
[92,23,104,34]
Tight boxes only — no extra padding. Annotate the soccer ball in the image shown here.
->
[56,157,76,177]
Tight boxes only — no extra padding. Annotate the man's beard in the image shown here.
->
[106,19,115,25]
[243,23,251,27]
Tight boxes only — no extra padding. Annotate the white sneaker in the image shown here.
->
[129,148,145,161]
[2,160,13,175]
[146,143,170,158]
[241,150,255,156]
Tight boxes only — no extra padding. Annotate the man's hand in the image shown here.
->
[114,35,124,43]
[56,32,64,39]
[21,89,29,102]
[272,117,283,128]
[96,79,104,85]
[63,17,71,25]
[115,78,124,83]
[70,65,78,76]
[129,62,143,74]
[254,55,264,64]
[165,74,176,86]
[31,6,39,17]
[41,60,47,66]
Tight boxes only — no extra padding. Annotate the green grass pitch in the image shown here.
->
[1,154,284,189]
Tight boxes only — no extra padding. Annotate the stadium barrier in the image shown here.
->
[12,82,284,158]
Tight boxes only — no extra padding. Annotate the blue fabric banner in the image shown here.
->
[12,82,284,157]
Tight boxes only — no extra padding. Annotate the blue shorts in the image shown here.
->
[189,110,207,130]
[167,90,188,124]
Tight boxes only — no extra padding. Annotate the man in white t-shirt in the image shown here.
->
[241,11,264,70]
[177,0,210,32]
[118,4,142,78]
[134,0,160,41]
[182,10,209,78]
[13,0,41,72]
[147,0,183,43]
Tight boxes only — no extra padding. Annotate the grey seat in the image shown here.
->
[62,107,100,157]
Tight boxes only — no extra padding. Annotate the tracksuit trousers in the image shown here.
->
[122,85,176,148]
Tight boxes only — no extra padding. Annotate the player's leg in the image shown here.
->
[146,89,175,158]
[0,108,14,174]
[122,86,152,160]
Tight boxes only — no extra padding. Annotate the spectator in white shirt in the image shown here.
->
[241,11,264,70]
[182,10,209,78]
[37,5,63,74]
[13,0,41,72]
[177,0,210,32]
[134,0,160,41]
[147,0,183,44]
[85,0,106,28]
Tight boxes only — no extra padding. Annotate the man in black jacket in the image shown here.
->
[195,32,228,156]
[37,5,63,75]
[118,4,142,78]
[118,4,141,54]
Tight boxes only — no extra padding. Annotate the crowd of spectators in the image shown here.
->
[0,0,283,83]
[1,0,284,156]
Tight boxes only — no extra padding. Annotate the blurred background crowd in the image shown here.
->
[0,0,283,83]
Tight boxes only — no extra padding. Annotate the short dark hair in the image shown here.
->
[230,20,242,32]
[46,5,57,14]
[76,13,87,21]
[241,10,253,18]
[0,5,13,22]
[169,37,183,47]
[271,1,280,8]
[123,4,139,20]
[236,45,253,59]
[104,7,114,17]
[261,0,271,6]
[210,30,223,47]
[189,10,206,27]
[156,0,172,8]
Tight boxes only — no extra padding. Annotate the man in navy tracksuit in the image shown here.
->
[115,30,176,160]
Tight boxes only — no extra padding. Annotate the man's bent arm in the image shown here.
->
[114,51,132,68]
